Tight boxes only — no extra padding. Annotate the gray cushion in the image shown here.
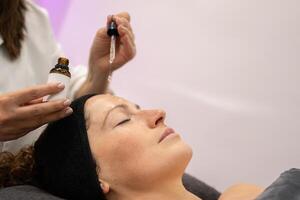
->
[256,168,300,200]
[0,185,63,200]
[183,173,220,200]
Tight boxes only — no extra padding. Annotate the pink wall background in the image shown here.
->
[35,0,71,36]
[37,0,300,191]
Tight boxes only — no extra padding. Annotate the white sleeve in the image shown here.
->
[30,1,92,100]
[69,65,88,100]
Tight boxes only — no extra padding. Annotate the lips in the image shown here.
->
[159,128,175,143]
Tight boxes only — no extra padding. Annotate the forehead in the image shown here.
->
[87,94,126,108]
[84,94,134,121]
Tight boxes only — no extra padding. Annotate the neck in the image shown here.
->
[108,178,202,200]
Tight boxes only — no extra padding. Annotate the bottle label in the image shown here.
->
[43,73,71,101]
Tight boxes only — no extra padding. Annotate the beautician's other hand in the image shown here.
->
[89,12,135,75]
[0,83,73,141]
[82,12,135,93]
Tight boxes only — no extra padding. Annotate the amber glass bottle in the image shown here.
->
[44,57,71,101]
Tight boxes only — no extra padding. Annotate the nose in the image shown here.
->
[141,109,166,128]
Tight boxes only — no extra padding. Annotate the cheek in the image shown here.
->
[93,130,149,174]
[110,134,145,160]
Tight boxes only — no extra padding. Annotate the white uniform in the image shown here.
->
[0,0,88,153]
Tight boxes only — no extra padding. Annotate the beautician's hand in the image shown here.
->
[89,12,136,76]
[0,83,73,141]
[75,12,136,97]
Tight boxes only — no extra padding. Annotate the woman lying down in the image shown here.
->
[0,94,266,200]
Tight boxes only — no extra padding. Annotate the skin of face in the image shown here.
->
[84,94,193,193]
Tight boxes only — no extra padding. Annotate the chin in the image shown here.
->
[132,143,193,186]
[168,141,193,174]
[180,142,193,166]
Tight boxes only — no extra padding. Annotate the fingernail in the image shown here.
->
[63,99,71,106]
[65,107,73,115]
[57,82,65,89]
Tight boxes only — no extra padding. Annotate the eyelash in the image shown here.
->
[116,119,131,127]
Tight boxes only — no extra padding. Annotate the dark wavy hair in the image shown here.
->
[0,0,27,60]
[0,146,34,187]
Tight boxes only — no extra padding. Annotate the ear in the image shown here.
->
[99,179,110,194]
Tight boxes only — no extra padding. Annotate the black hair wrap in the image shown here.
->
[33,94,106,200]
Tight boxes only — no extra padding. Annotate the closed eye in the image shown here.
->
[115,119,131,127]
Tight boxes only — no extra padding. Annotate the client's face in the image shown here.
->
[85,94,192,191]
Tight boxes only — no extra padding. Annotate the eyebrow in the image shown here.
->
[102,104,140,128]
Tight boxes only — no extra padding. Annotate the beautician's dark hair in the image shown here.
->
[0,0,27,60]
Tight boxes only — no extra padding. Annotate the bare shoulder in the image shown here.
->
[218,183,264,200]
